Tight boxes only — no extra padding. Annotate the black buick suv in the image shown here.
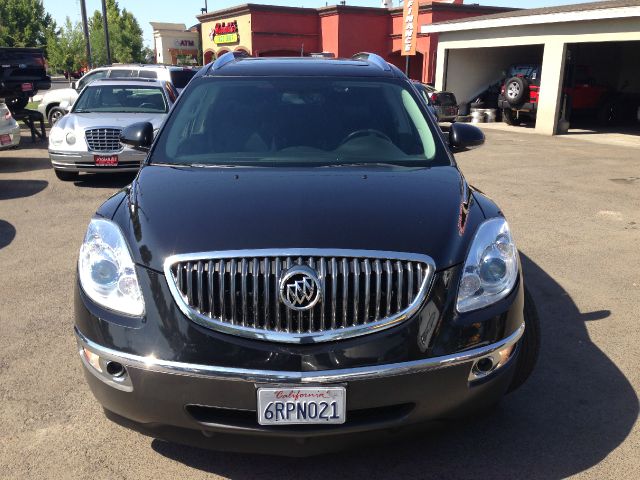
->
[75,52,539,456]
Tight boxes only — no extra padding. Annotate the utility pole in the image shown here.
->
[101,0,112,64]
[79,0,92,68]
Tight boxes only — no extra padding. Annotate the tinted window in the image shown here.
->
[432,92,457,106]
[77,70,107,90]
[508,65,539,80]
[152,77,442,167]
[73,86,168,113]
[109,69,136,78]
[0,51,44,66]
[170,69,196,89]
[139,70,158,79]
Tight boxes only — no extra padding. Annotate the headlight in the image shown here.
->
[50,128,64,146]
[456,217,518,313]
[78,218,145,316]
[66,132,76,145]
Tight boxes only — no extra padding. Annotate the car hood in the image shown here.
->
[57,112,166,131]
[115,165,486,273]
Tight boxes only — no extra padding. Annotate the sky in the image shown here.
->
[42,0,598,49]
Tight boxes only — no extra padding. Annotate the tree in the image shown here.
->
[0,0,57,53]
[88,0,145,66]
[47,18,85,79]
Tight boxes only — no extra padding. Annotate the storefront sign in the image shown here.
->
[402,0,419,56]
[173,39,196,48]
[209,21,239,45]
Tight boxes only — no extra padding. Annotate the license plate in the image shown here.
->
[257,387,346,425]
[94,155,118,166]
[21,82,33,92]
[0,134,11,145]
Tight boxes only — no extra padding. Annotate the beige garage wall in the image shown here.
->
[443,45,543,104]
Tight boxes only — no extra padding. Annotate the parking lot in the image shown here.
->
[0,127,638,479]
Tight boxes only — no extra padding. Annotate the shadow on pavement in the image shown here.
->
[0,179,48,200]
[0,219,16,250]
[151,253,638,479]
[0,155,51,173]
[73,172,136,189]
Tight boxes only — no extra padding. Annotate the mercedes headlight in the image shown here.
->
[456,217,518,313]
[66,131,76,145]
[50,128,64,146]
[78,218,144,316]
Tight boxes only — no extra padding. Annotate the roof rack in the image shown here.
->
[211,51,249,71]
[96,77,159,82]
[351,52,391,72]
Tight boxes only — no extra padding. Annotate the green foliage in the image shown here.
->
[0,0,57,52]
[89,0,145,66]
[46,17,85,74]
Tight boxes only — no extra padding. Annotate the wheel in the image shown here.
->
[505,76,527,107]
[47,106,66,126]
[507,287,541,393]
[54,170,79,181]
[502,109,516,125]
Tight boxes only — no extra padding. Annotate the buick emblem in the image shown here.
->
[279,266,321,311]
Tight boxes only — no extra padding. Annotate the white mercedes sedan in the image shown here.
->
[48,78,177,180]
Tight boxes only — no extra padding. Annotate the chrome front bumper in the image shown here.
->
[49,149,145,172]
[75,322,524,388]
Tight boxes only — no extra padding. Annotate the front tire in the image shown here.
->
[54,169,79,181]
[47,106,66,126]
[508,288,541,393]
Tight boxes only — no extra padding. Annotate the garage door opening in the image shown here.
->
[443,45,544,125]
[562,41,640,137]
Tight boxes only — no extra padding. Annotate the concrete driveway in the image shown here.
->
[0,129,638,479]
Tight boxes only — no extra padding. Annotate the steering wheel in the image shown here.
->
[139,103,157,109]
[339,129,392,147]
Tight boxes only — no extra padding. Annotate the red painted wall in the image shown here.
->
[252,10,320,56]
[320,13,340,54]
[334,11,390,58]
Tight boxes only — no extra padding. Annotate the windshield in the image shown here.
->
[152,77,443,167]
[508,65,539,80]
[73,85,168,113]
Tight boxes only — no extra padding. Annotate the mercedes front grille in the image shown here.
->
[84,127,122,152]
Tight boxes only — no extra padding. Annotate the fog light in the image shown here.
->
[469,343,517,382]
[83,347,102,372]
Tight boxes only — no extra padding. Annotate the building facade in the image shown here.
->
[197,1,514,83]
[151,22,200,65]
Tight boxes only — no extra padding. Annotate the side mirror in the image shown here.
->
[120,122,154,152]
[449,122,485,152]
[71,81,77,90]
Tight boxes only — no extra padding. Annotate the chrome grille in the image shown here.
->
[165,249,435,343]
[85,127,122,152]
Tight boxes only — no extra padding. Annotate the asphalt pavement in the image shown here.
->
[0,128,638,479]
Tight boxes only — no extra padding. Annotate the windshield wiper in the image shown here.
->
[189,163,250,168]
[320,162,406,168]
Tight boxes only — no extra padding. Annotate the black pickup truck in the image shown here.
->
[0,47,51,112]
